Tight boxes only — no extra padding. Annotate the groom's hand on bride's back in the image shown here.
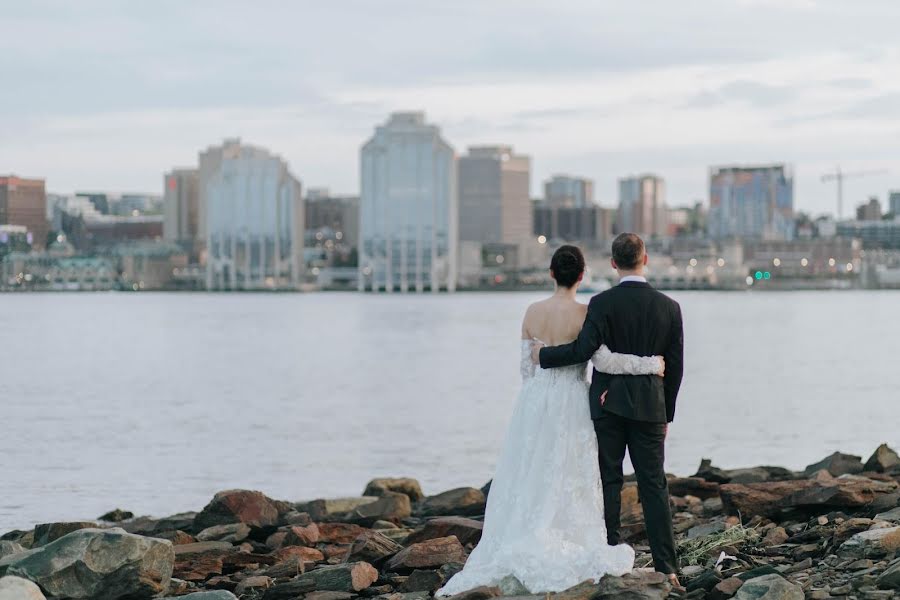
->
[530,340,545,364]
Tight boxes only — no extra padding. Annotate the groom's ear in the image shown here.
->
[642,253,649,266]
[610,258,617,271]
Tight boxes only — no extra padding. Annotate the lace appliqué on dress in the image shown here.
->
[520,340,536,381]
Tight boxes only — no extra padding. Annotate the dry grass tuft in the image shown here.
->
[677,524,759,566]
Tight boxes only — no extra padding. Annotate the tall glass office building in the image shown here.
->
[708,165,794,241]
[203,139,304,290]
[359,112,457,293]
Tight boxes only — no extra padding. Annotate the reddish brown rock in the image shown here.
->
[668,477,721,500]
[419,488,486,517]
[709,577,743,600]
[273,545,325,565]
[405,517,484,547]
[719,478,898,517]
[194,490,282,530]
[155,530,196,545]
[316,523,369,544]
[385,536,467,572]
[283,523,320,547]
[172,541,234,582]
[761,527,788,546]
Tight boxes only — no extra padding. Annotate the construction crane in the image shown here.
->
[821,166,888,220]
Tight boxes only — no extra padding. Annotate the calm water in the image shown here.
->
[1,290,898,533]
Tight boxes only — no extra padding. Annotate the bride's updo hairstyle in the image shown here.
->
[550,245,585,288]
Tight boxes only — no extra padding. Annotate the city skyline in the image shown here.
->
[2,1,900,215]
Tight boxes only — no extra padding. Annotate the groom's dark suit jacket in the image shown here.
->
[540,281,684,423]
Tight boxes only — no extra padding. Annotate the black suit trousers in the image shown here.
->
[593,412,678,575]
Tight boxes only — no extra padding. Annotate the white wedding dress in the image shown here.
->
[437,342,662,596]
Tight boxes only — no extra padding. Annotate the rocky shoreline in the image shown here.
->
[1,445,899,600]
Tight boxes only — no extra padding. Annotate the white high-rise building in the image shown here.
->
[202,139,304,290]
[359,112,457,293]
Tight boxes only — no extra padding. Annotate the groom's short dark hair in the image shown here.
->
[611,233,645,269]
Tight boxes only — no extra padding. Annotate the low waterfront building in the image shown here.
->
[111,241,189,291]
[0,224,31,260]
[837,218,900,250]
[533,205,614,246]
[743,238,861,277]
[1,237,116,291]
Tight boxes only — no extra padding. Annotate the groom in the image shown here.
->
[532,233,684,584]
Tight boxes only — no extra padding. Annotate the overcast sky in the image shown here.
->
[2,0,899,216]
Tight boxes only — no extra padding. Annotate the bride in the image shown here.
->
[437,245,664,596]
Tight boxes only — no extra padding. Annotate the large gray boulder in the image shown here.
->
[5,527,174,599]
[734,574,803,600]
[838,526,900,559]
[0,542,24,561]
[0,576,45,600]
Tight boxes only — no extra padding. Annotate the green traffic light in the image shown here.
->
[755,271,763,280]
[764,271,771,280]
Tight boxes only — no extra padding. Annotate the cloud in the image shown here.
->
[2,0,900,216]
